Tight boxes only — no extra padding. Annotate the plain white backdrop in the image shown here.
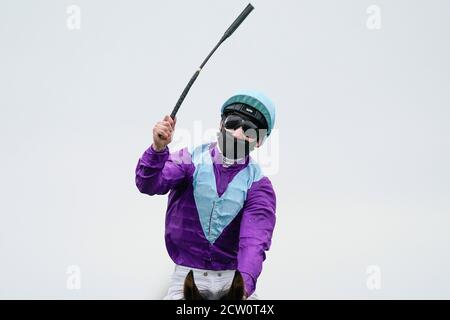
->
[1,0,449,299]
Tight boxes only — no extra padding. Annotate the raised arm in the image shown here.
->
[135,115,191,195]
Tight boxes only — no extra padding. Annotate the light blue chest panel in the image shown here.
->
[190,143,264,244]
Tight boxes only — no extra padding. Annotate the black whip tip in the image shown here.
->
[222,3,255,39]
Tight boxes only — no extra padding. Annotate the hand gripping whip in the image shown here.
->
[168,3,254,120]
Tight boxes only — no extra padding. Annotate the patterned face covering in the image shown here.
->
[216,126,257,161]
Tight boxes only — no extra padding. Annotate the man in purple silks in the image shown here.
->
[135,91,277,300]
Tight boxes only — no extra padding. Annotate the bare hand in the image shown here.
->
[152,115,176,151]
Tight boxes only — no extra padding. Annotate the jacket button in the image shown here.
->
[203,272,208,277]
[218,273,222,277]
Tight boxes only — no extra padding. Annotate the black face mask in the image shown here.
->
[216,127,257,161]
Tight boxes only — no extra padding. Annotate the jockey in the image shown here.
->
[135,91,277,300]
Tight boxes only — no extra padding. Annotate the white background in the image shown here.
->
[1,0,449,299]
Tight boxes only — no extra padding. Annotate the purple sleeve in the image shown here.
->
[237,177,277,297]
[135,144,192,195]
